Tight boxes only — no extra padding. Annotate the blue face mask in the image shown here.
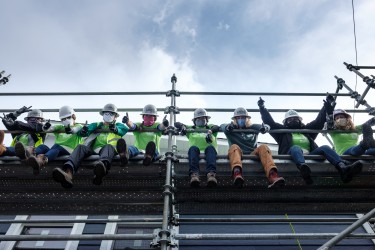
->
[237,118,246,128]
[195,119,206,127]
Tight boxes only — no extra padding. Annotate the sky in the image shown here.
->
[1,0,375,146]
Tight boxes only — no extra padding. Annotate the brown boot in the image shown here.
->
[190,173,200,188]
[233,169,244,188]
[0,130,4,145]
[207,172,217,188]
[15,142,34,160]
[52,167,73,189]
[267,168,285,189]
[28,154,48,176]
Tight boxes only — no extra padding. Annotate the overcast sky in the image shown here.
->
[1,0,375,146]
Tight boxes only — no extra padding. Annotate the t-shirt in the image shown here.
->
[291,133,310,152]
[328,126,361,155]
[133,122,162,152]
[52,124,84,150]
[186,124,218,152]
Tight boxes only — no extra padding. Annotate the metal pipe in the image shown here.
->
[174,233,375,240]
[0,218,163,224]
[177,218,361,223]
[317,208,375,250]
[0,234,154,241]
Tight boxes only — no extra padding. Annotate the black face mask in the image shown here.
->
[286,120,302,129]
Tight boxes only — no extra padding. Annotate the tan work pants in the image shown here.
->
[228,144,276,178]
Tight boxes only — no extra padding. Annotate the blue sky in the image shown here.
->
[1,0,375,145]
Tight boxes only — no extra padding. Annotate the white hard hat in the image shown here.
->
[283,109,302,124]
[24,109,44,121]
[232,107,251,119]
[100,103,119,117]
[59,106,75,119]
[140,104,158,116]
[192,108,210,121]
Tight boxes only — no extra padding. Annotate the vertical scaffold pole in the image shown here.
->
[159,74,179,250]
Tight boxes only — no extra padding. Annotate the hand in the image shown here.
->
[43,119,51,130]
[81,121,89,134]
[122,112,129,124]
[226,123,235,132]
[65,125,72,134]
[17,106,32,114]
[323,99,335,115]
[205,133,213,144]
[162,115,169,127]
[1,116,14,126]
[210,125,220,133]
[258,97,265,108]
[180,125,187,136]
[109,122,118,133]
[259,123,270,134]
[325,94,335,105]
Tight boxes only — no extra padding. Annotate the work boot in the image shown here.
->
[360,123,375,150]
[233,171,244,188]
[93,160,107,185]
[28,154,48,176]
[267,168,285,189]
[0,144,5,156]
[190,173,200,188]
[143,141,156,166]
[52,167,73,189]
[0,130,5,156]
[337,160,363,183]
[116,138,129,165]
[15,142,34,160]
[297,163,313,185]
[206,172,217,188]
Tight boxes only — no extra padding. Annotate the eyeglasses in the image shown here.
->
[103,112,115,116]
[61,116,72,121]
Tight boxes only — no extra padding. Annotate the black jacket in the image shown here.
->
[259,105,327,154]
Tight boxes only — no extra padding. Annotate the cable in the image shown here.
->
[351,0,359,122]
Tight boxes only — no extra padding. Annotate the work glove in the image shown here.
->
[205,132,213,144]
[65,125,72,134]
[162,115,169,127]
[259,123,270,134]
[43,119,51,130]
[258,97,265,108]
[323,94,336,115]
[210,125,220,133]
[363,117,375,127]
[174,122,187,136]
[13,106,33,118]
[226,123,235,132]
[122,112,129,124]
[81,121,89,134]
[109,122,118,134]
[1,115,14,126]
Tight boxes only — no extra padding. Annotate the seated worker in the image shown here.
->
[26,106,84,175]
[0,107,45,160]
[220,107,285,188]
[258,96,362,184]
[326,109,375,156]
[175,108,220,188]
[120,104,168,166]
[52,103,129,188]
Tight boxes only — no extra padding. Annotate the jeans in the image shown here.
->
[288,145,342,167]
[128,146,159,161]
[3,147,16,156]
[344,145,375,156]
[2,144,49,157]
[188,145,217,175]
[64,144,116,174]
[44,144,70,161]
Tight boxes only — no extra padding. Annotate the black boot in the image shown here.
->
[360,124,375,150]
[297,163,313,185]
[336,161,363,183]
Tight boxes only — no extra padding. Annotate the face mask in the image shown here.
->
[286,120,301,129]
[195,119,206,127]
[143,115,155,126]
[335,118,347,127]
[103,113,115,123]
[237,118,246,128]
[27,117,41,125]
[62,118,74,127]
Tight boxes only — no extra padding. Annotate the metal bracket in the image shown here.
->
[164,105,180,114]
[150,228,178,248]
[166,90,180,97]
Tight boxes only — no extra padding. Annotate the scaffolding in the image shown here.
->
[0,63,375,249]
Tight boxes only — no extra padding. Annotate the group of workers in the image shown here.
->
[0,95,374,190]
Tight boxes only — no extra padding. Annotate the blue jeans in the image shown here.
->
[128,145,159,161]
[288,145,342,167]
[188,145,217,175]
[44,144,70,161]
[3,147,16,156]
[344,145,375,156]
[2,144,49,157]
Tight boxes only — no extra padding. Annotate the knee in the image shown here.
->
[319,145,331,151]
[188,146,200,155]
[228,144,241,154]
[258,144,271,153]
[205,145,217,154]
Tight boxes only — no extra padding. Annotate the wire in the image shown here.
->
[351,0,359,122]
[285,214,303,250]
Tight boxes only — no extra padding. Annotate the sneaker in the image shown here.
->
[93,161,107,185]
[52,167,73,189]
[116,138,129,165]
[190,173,200,188]
[233,172,244,188]
[143,141,156,166]
[297,163,313,185]
[206,172,217,188]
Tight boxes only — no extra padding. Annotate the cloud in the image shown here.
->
[217,22,230,31]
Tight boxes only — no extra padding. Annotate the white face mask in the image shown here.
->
[335,118,347,127]
[62,118,74,127]
[103,113,115,123]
